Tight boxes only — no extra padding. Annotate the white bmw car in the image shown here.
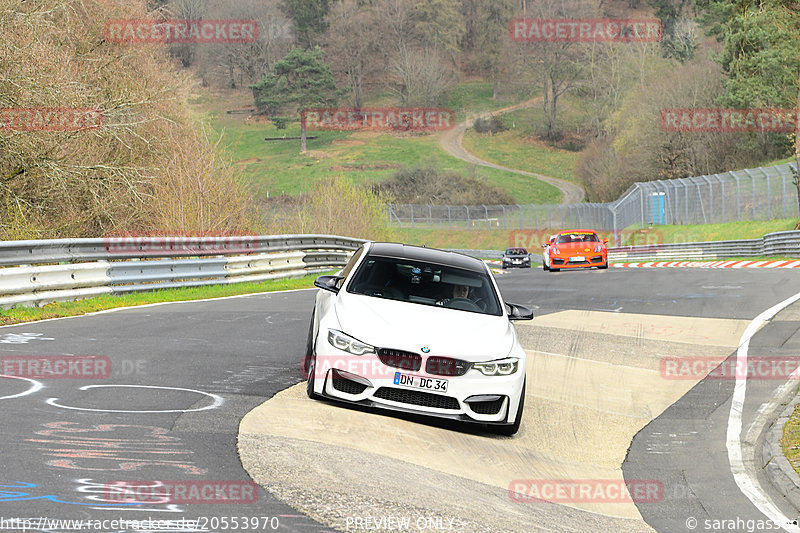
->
[303,242,533,435]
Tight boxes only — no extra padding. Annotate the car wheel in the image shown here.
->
[502,265,507,269]
[542,262,549,271]
[305,312,320,400]
[494,380,525,436]
[549,268,560,272]
[598,263,609,269]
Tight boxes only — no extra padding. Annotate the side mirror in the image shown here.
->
[314,275,343,294]
[541,243,548,249]
[506,303,534,321]
[603,238,609,244]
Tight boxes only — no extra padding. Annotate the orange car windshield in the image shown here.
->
[556,233,599,244]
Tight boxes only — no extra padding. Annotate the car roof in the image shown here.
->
[557,229,598,234]
[505,247,527,252]
[366,242,487,273]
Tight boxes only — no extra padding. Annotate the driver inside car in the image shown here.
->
[437,284,470,305]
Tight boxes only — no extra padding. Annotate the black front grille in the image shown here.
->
[591,256,603,262]
[332,374,369,395]
[378,348,422,371]
[467,397,505,415]
[425,356,471,376]
[374,387,459,410]
[552,258,565,265]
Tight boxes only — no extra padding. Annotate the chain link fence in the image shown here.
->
[387,163,799,230]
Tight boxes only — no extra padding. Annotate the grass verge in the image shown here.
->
[782,391,800,477]
[0,273,325,326]
[396,219,798,251]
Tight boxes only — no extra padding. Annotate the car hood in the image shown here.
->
[334,292,515,360]
[553,242,601,252]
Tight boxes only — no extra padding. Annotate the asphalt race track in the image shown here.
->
[1,267,799,532]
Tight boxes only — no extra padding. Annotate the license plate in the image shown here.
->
[394,372,448,393]
[569,256,585,262]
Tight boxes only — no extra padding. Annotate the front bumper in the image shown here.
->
[502,258,530,268]
[310,353,525,425]
[550,254,607,268]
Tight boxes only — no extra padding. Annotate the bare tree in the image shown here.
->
[514,0,600,140]
[389,46,455,106]
[196,0,294,89]
[323,0,382,107]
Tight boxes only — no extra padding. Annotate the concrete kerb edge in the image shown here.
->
[762,383,800,510]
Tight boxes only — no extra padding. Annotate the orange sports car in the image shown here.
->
[542,230,608,272]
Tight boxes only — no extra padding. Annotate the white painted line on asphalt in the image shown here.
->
[726,289,800,533]
[47,384,224,413]
[0,374,43,400]
[0,287,317,330]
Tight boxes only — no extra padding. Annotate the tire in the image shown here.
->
[549,268,560,272]
[598,263,608,270]
[542,262,549,271]
[493,380,525,436]
[305,311,320,400]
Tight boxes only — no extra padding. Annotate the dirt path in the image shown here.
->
[439,96,585,204]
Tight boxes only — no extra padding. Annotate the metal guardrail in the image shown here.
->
[0,235,366,308]
[607,230,800,262]
[453,231,800,265]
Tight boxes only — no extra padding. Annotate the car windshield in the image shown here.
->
[347,255,502,316]
[556,233,599,244]
[505,248,527,255]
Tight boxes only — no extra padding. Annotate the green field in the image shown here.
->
[191,85,561,203]
[462,102,583,183]
[0,274,323,325]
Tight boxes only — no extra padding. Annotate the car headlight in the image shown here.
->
[523,256,530,261]
[594,245,604,253]
[472,358,519,376]
[327,329,375,355]
[551,247,560,255]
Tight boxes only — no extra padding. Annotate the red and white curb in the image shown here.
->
[612,260,800,269]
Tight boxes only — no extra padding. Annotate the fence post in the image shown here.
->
[733,172,741,221]
[683,179,689,222]
[743,169,757,220]
[702,175,713,224]
[465,205,470,231]
[501,205,507,229]
[783,170,787,219]
[720,174,726,222]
